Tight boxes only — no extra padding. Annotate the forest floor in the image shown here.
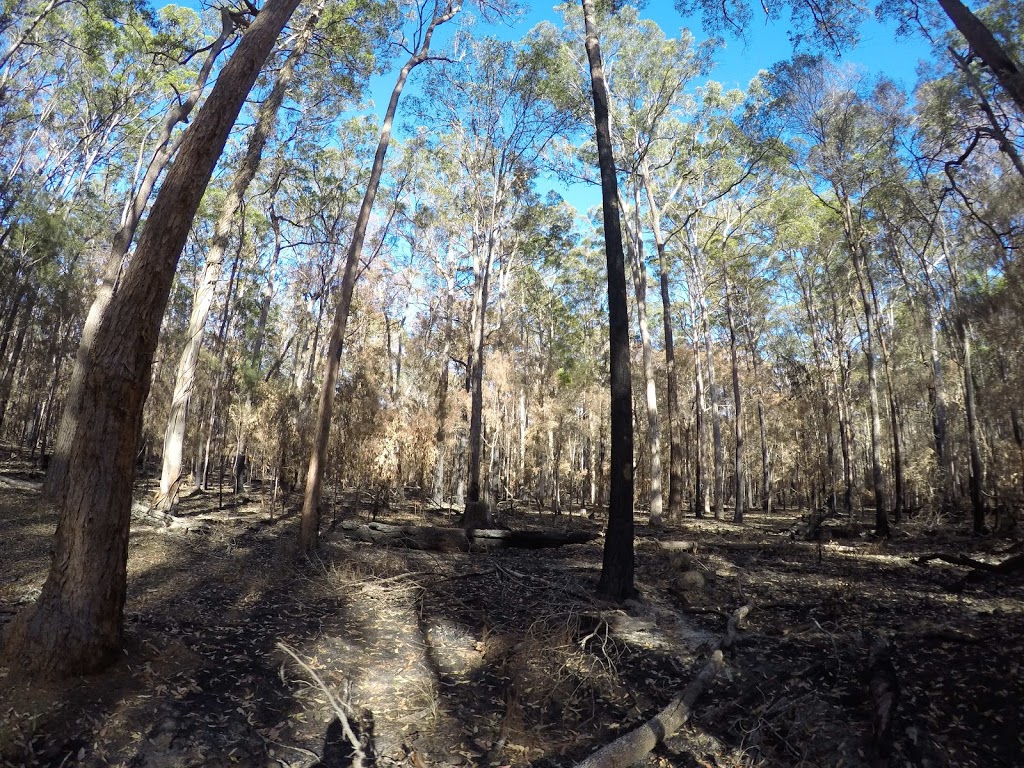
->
[1,458,1023,767]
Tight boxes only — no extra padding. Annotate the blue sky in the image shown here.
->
[163,1,933,213]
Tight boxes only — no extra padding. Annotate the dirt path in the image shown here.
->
[2,472,1022,767]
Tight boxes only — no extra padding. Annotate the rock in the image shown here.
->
[677,570,705,593]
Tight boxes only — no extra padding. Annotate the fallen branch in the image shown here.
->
[0,474,42,492]
[277,642,367,766]
[573,600,752,768]
[914,552,1024,574]
[572,650,725,768]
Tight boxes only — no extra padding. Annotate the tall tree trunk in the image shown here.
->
[850,243,890,537]
[158,4,322,505]
[43,12,235,503]
[431,280,455,506]
[464,222,497,529]
[693,265,724,519]
[868,271,905,523]
[724,276,744,524]
[299,3,460,552]
[2,0,302,679]
[685,294,708,518]
[623,189,663,526]
[582,0,634,601]
[927,310,952,509]
[960,320,986,533]
[639,161,683,519]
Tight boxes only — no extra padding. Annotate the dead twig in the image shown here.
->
[277,642,366,766]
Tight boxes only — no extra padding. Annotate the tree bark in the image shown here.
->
[299,2,460,552]
[936,0,1024,116]
[2,0,302,679]
[582,0,635,601]
[639,162,683,520]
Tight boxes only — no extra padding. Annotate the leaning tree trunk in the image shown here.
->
[299,3,461,552]
[43,13,234,503]
[936,0,1024,116]
[158,3,323,506]
[582,0,635,601]
[2,0,302,679]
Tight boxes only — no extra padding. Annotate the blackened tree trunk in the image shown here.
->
[582,0,634,601]
[2,0,302,679]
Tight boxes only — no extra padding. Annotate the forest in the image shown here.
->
[1,0,1023,766]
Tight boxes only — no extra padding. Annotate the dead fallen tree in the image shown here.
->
[572,601,752,768]
[330,520,599,552]
[572,650,724,768]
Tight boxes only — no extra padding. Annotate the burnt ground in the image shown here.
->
[1,459,1023,767]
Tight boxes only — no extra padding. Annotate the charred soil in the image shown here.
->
[1,462,1022,767]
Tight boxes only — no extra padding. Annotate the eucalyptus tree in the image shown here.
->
[157,0,386,508]
[601,8,714,523]
[770,58,907,535]
[299,0,505,551]
[3,0,303,679]
[411,33,572,525]
[577,0,636,599]
[43,3,239,502]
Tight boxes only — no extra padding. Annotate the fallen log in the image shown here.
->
[914,552,1024,574]
[0,474,43,493]
[330,521,599,552]
[573,601,750,768]
[572,651,724,768]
